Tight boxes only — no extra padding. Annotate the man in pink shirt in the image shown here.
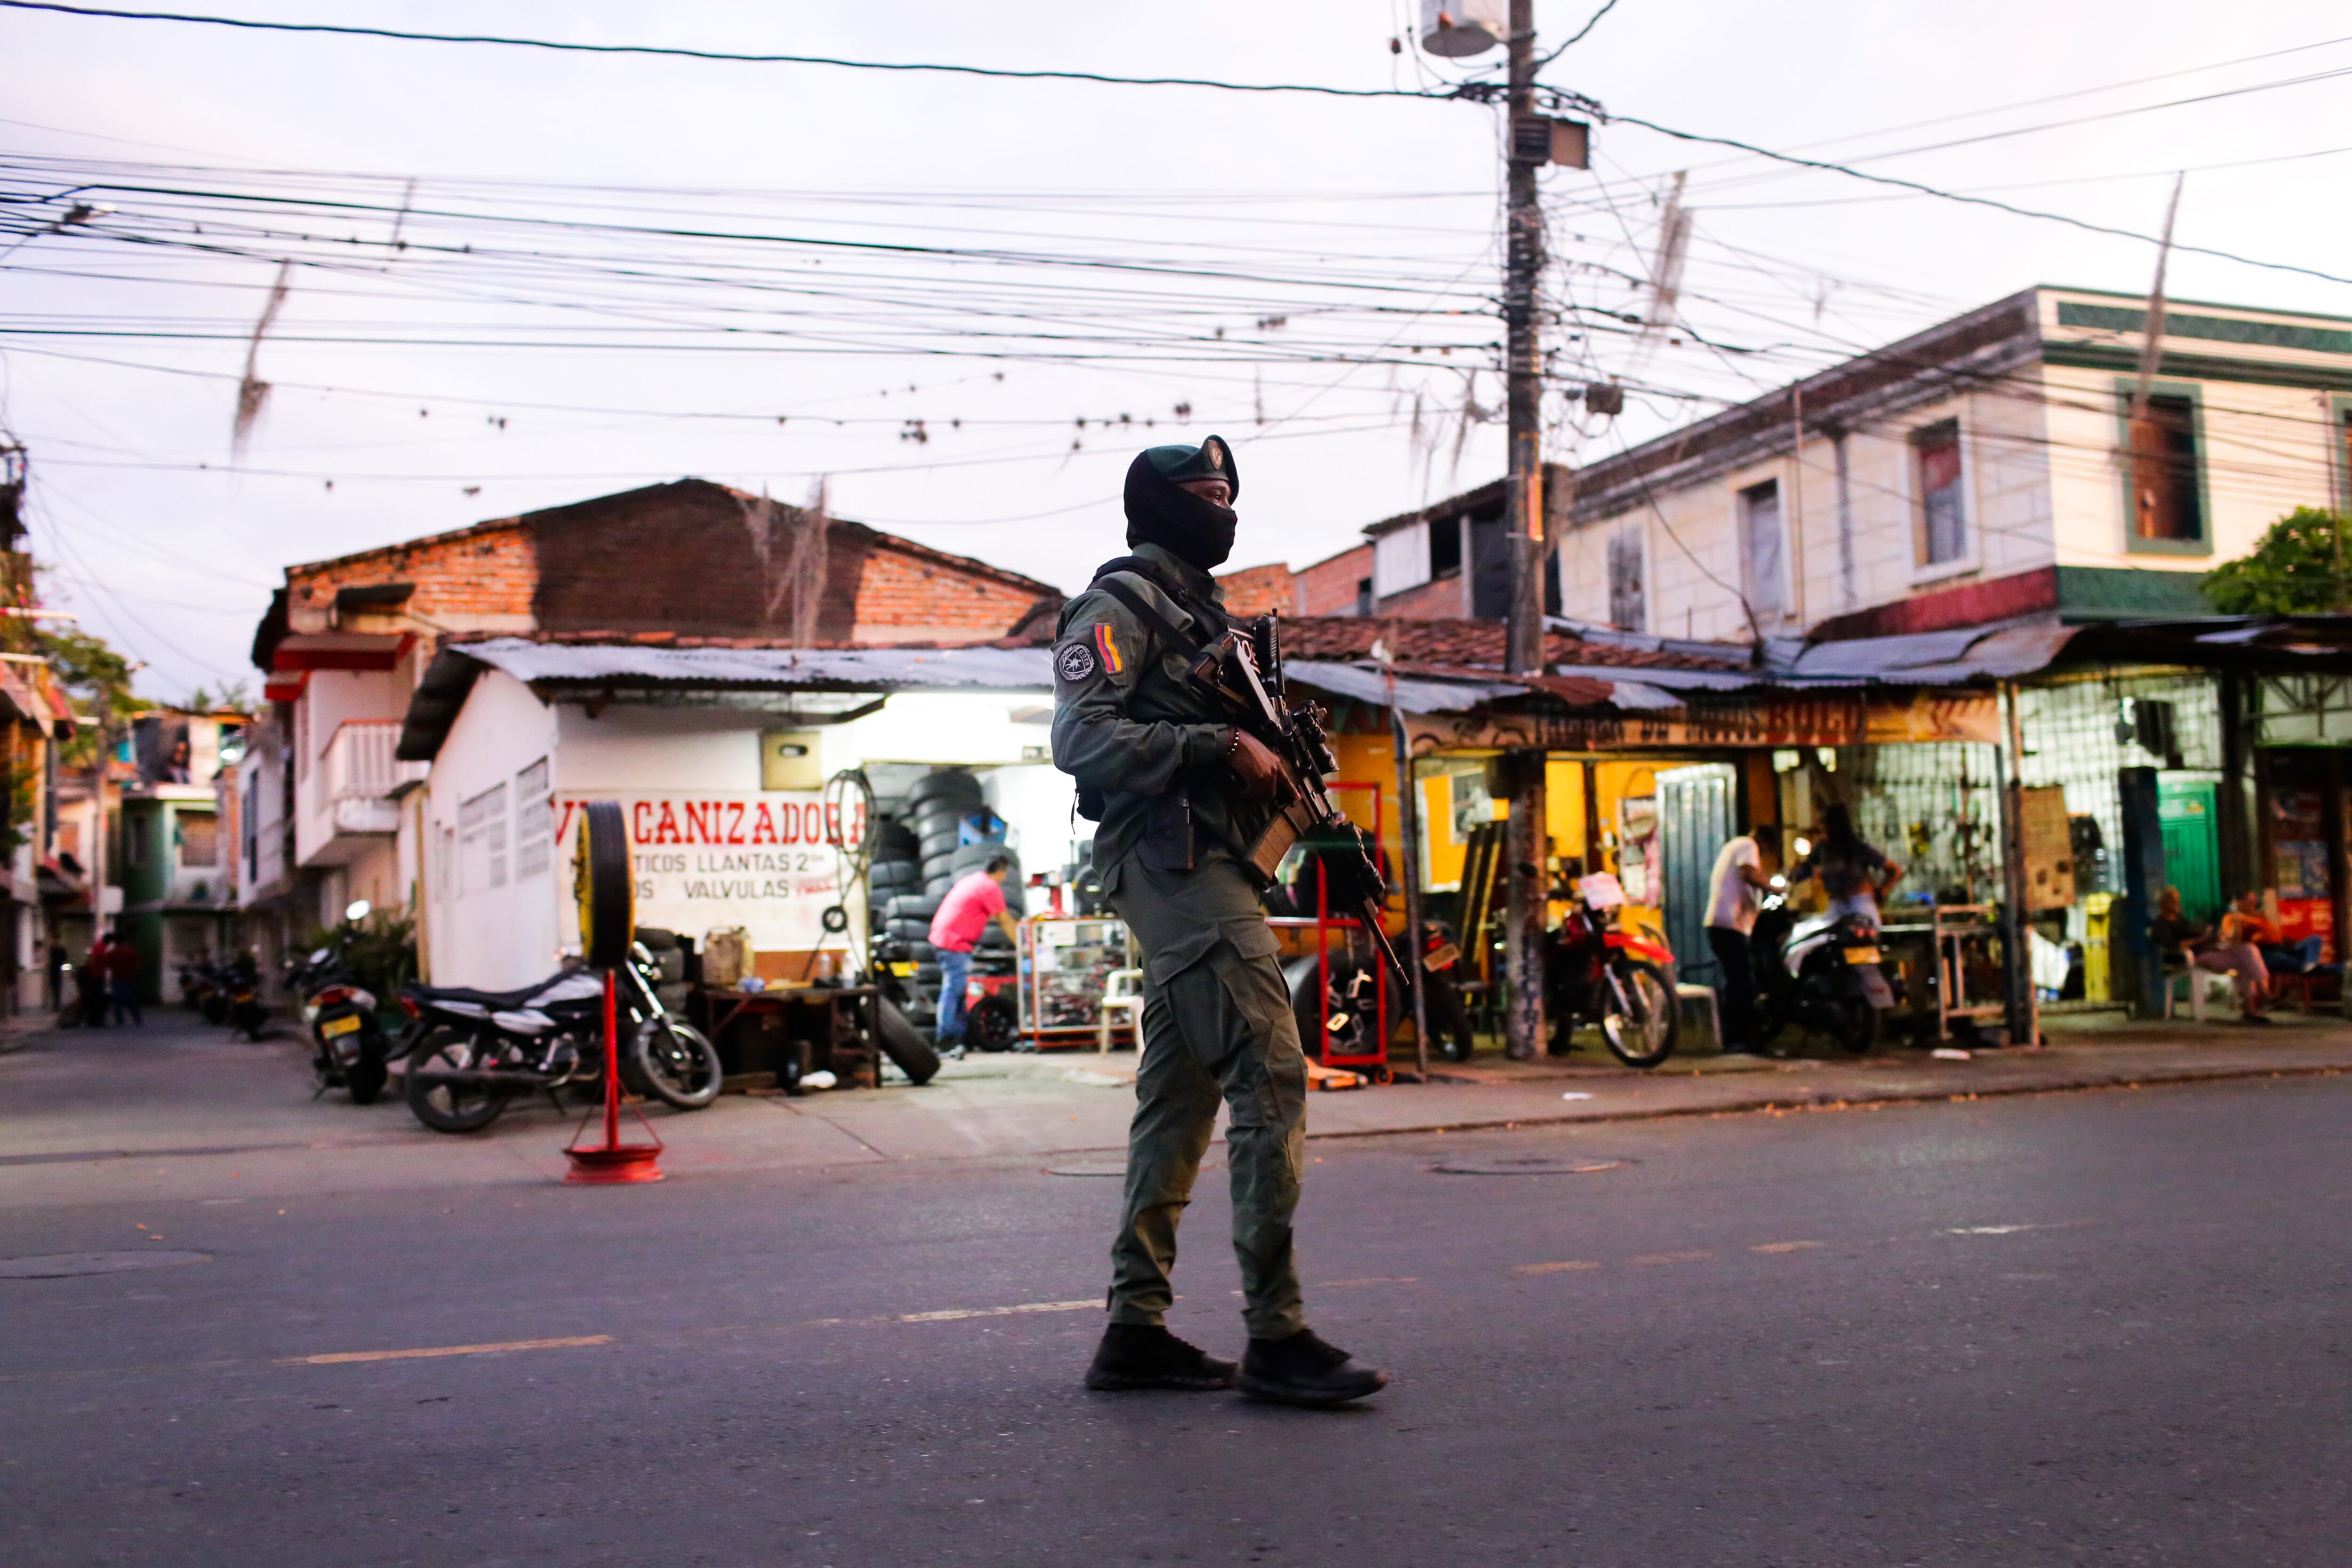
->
[927,854,1018,1050]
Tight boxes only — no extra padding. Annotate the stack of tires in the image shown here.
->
[633,926,692,1017]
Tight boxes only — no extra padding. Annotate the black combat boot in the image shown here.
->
[1084,1323,1239,1392]
[1236,1329,1390,1407]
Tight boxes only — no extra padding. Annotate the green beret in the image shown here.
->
[1143,435,1239,500]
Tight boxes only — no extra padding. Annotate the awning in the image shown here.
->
[455,638,1056,692]
[272,631,408,672]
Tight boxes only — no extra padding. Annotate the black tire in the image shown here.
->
[914,962,941,983]
[405,1029,511,1133]
[1600,959,1679,1068]
[949,841,1012,874]
[924,875,956,898]
[887,918,933,942]
[876,998,942,1084]
[347,1044,389,1105]
[872,825,921,861]
[628,1019,724,1109]
[633,926,680,952]
[576,800,635,970]
[1284,955,1372,1063]
[967,993,1020,1051]
[201,994,229,1026]
[869,863,919,893]
[1426,970,1477,1063]
[883,893,943,923]
[1825,995,1879,1055]
[906,771,984,812]
[655,980,691,1014]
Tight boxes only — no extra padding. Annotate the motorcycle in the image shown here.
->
[1750,888,1896,1054]
[398,942,723,1134]
[286,942,391,1103]
[178,956,229,1024]
[1544,871,1680,1068]
[222,954,268,1041]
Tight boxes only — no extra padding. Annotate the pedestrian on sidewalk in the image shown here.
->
[1704,823,1781,1056]
[926,854,1018,1055]
[74,938,111,1027]
[2153,887,2269,1024]
[1052,436,1388,1408]
[101,929,143,1026]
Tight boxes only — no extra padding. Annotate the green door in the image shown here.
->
[2157,780,2221,926]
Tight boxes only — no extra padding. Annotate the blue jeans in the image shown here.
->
[936,948,973,1041]
[110,979,143,1026]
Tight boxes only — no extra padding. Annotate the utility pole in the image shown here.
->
[1500,0,1549,1059]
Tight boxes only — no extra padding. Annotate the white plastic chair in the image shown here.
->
[2164,964,2238,1022]
[1098,968,1144,1054]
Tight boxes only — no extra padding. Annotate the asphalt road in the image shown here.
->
[6,1024,2349,1566]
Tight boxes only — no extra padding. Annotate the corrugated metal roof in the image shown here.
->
[455,637,1056,691]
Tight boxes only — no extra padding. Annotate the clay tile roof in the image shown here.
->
[1276,616,1735,671]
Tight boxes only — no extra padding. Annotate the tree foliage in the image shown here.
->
[2203,507,2352,615]
[35,624,139,770]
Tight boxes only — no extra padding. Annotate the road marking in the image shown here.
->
[1514,1260,1602,1275]
[1318,1277,1418,1288]
[280,1335,612,1366]
[1947,1224,2043,1236]
[1630,1250,1713,1266]
[899,1300,1096,1323]
[1751,1241,1824,1254]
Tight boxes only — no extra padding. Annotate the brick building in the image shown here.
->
[230,478,1062,962]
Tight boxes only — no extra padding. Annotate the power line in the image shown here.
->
[1557,95,2352,290]
[0,1,1450,99]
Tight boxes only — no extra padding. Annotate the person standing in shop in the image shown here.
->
[1051,435,1388,1408]
[926,854,1018,1054]
[1704,823,1781,1056]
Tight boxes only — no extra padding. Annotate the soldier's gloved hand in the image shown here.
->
[1228,729,1287,803]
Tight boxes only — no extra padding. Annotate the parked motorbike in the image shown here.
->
[223,954,268,1041]
[286,942,390,1103]
[398,943,724,1134]
[1544,871,1680,1067]
[177,956,227,1024]
[1751,889,1895,1054]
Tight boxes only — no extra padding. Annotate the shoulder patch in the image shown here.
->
[1056,640,1098,683]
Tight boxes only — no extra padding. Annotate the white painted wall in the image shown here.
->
[2044,364,2342,573]
[420,669,562,986]
[419,679,1073,987]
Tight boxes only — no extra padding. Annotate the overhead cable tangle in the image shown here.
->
[1558,97,2352,291]
[0,0,1450,98]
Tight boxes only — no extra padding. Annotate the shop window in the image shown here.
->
[2129,393,2203,544]
[1607,531,1645,631]
[1353,577,1372,617]
[1468,510,1510,618]
[1912,421,1966,566]
[1737,478,1787,620]
[512,758,552,880]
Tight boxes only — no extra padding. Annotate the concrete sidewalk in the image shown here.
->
[6,1009,2349,1209]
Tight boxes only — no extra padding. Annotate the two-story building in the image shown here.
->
[112,708,246,1001]
[230,477,1064,979]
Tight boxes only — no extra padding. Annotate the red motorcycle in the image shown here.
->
[1544,871,1680,1067]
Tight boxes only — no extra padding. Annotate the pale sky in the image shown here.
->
[0,0,2346,699]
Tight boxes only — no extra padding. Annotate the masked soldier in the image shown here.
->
[1051,436,1389,1407]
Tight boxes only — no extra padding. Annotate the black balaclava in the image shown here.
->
[1122,435,1240,573]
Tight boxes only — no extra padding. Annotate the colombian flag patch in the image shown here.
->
[1093,622,1125,675]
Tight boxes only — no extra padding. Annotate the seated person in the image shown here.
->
[2152,886,2268,1024]
[2223,890,2324,975]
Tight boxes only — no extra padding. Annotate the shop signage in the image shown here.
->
[553,791,868,954]
[1401,691,1999,754]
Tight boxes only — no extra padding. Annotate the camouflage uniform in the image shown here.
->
[1051,540,1309,1342]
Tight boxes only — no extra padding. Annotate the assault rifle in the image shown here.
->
[1181,614,1407,988]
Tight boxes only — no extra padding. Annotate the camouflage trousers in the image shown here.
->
[1103,854,1308,1341]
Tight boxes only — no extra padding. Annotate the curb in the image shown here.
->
[1296,1057,2352,1143]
